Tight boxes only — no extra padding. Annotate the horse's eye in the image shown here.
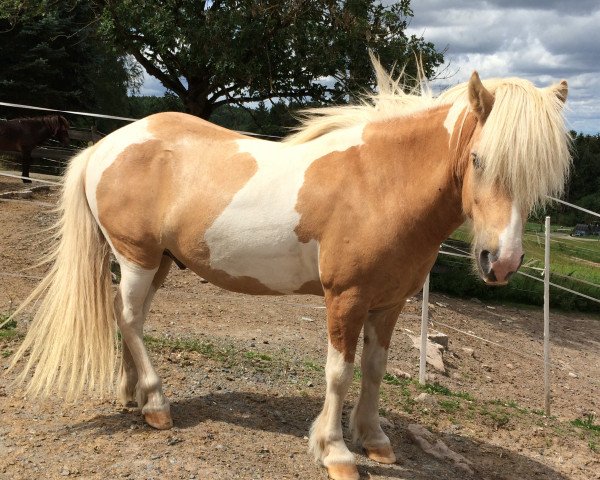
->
[471,152,482,169]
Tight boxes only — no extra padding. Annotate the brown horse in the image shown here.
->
[0,114,70,183]
[7,65,570,480]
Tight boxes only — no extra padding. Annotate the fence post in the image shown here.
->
[544,216,551,415]
[419,273,430,385]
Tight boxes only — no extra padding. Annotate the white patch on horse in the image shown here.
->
[443,101,467,143]
[205,126,365,293]
[498,203,523,258]
[85,118,155,249]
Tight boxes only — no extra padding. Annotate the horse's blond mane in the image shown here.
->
[441,78,572,211]
[284,60,436,146]
[285,60,571,211]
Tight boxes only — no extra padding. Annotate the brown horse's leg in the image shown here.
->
[21,150,32,183]
[115,259,172,430]
[309,288,368,480]
[349,305,403,464]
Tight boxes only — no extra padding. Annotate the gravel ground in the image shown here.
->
[0,178,598,480]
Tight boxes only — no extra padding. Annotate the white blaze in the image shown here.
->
[498,203,523,259]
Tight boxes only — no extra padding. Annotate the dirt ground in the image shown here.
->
[0,176,599,480]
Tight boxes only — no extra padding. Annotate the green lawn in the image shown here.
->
[436,223,600,311]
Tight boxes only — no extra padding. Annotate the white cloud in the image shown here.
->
[407,1,600,133]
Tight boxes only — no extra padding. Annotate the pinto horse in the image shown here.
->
[8,66,570,480]
[0,115,70,182]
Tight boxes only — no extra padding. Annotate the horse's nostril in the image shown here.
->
[479,250,492,274]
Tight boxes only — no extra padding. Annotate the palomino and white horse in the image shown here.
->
[7,63,570,480]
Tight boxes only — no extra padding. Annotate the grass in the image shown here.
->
[303,360,323,372]
[439,398,461,414]
[571,413,600,432]
[0,314,19,340]
[570,414,600,453]
[244,351,272,362]
[435,223,600,311]
[418,381,474,401]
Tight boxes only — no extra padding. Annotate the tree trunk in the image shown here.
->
[183,78,214,119]
[183,96,214,119]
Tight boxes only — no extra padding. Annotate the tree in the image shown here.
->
[0,0,137,121]
[94,0,443,118]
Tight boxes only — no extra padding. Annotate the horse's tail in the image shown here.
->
[6,146,116,400]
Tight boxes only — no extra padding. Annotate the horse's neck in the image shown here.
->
[362,114,466,243]
[20,119,50,144]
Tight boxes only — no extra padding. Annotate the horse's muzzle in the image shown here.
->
[478,249,524,285]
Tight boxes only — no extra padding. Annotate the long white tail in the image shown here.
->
[7,147,116,400]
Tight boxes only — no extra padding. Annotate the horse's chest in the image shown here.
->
[203,157,320,294]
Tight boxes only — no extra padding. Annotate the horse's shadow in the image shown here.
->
[75,391,570,480]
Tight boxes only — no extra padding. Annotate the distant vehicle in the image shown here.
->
[571,223,592,237]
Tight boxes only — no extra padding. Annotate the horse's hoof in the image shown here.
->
[365,445,396,464]
[144,410,173,430]
[326,463,359,480]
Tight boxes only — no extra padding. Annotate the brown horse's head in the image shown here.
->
[460,72,570,285]
[48,115,70,146]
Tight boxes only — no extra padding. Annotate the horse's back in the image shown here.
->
[85,112,322,295]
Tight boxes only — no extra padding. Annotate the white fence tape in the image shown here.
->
[0,101,283,139]
[546,195,600,219]
[0,172,61,185]
[0,101,137,122]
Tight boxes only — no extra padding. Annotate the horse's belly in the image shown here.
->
[203,162,320,294]
[203,222,320,294]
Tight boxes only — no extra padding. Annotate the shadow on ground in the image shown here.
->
[76,391,569,480]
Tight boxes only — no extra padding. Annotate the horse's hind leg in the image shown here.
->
[115,258,172,429]
[349,306,402,464]
[117,255,172,407]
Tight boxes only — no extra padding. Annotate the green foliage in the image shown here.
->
[0,1,135,123]
[128,93,185,119]
[97,0,444,118]
[209,101,303,138]
[539,132,600,225]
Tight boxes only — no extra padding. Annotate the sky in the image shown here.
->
[404,0,600,133]
[139,1,600,133]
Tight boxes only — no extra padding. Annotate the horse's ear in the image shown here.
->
[549,80,568,104]
[468,71,494,122]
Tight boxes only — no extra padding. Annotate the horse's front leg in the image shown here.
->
[349,305,402,464]
[309,288,368,480]
[21,149,32,183]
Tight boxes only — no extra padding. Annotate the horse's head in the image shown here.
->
[50,115,70,146]
[460,72,570,285]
